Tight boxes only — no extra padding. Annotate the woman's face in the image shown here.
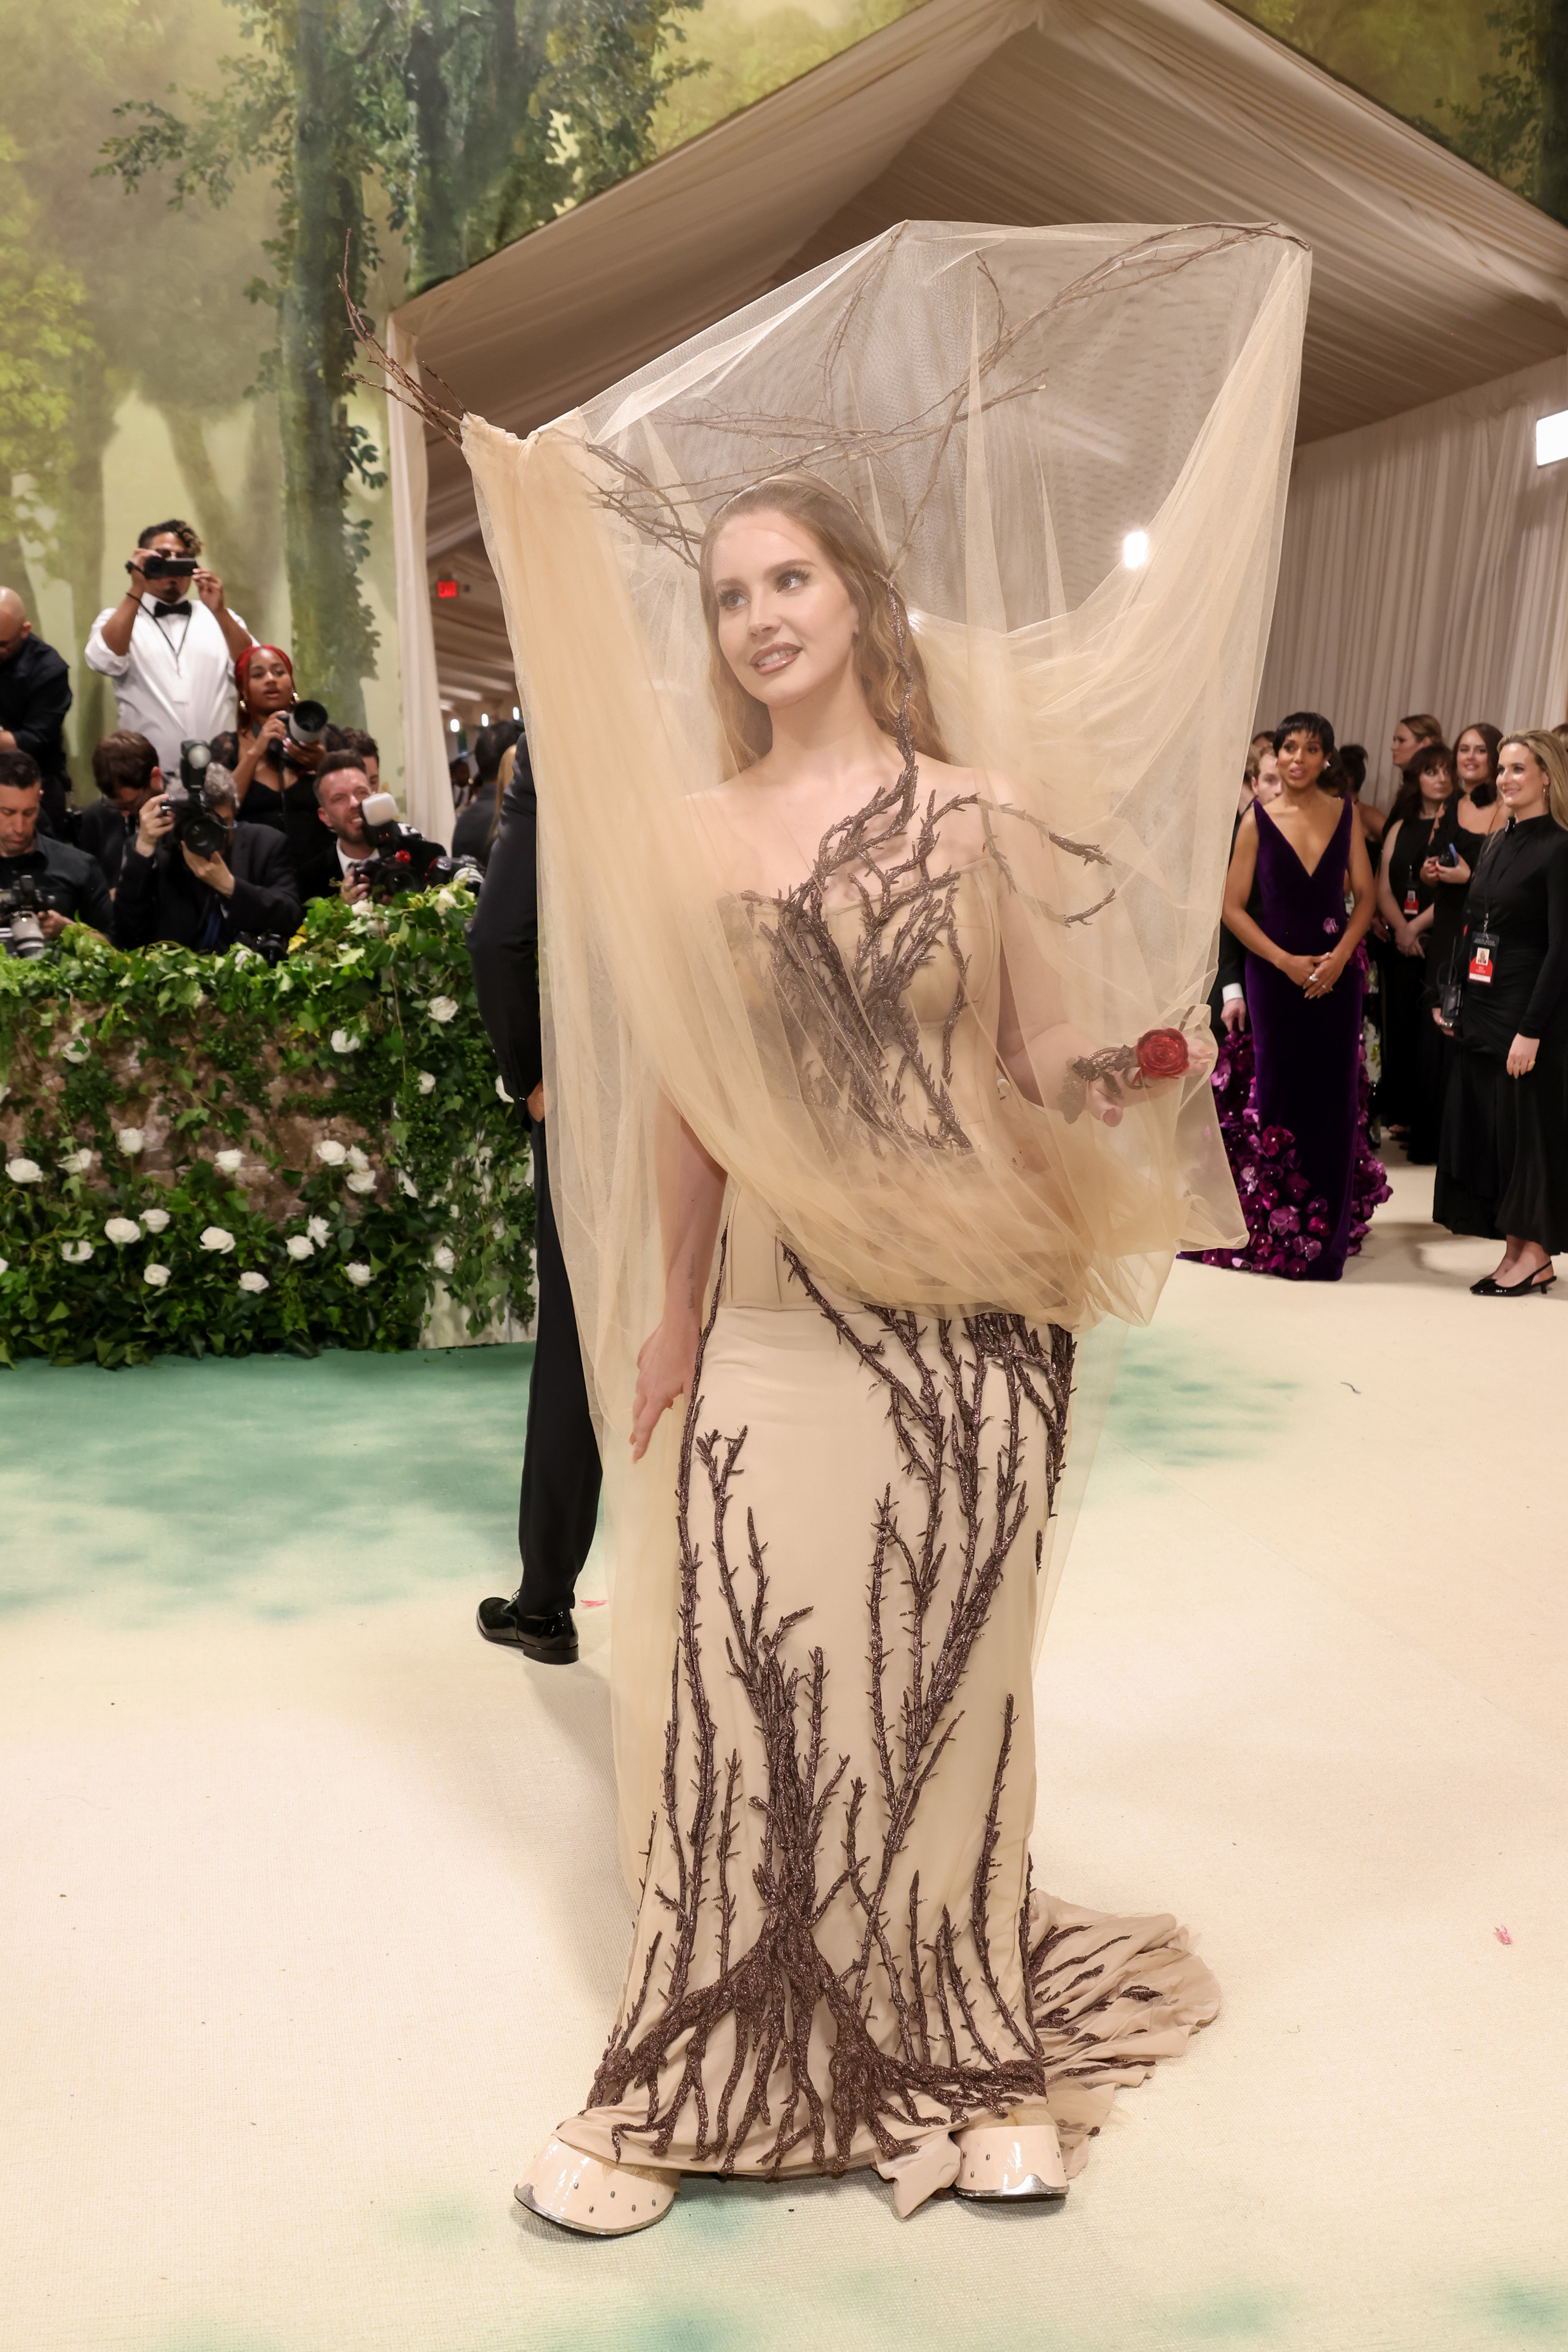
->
[242,650,293,718]
[1390,721,1430,771]
[1455,728,1492,787]
[1496,741,1549,819]
[1277,731,1326,790]
[1253,749,1282,803]
[710,513,859,716]
[1416,757,1455,803]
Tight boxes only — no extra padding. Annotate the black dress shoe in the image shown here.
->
[476,1596,579,1663]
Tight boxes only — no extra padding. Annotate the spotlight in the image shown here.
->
[448,717,460,734]
[481,713,489,727]
[1536,410,1568,467]
[1122,530,1149,570]
[512,706,520,721]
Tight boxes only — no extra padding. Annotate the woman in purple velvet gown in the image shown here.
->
[1203,711,1388,1280]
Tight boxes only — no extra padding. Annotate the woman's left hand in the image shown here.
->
[1303,949,1346,1000]
[1507,1033,1540,1078]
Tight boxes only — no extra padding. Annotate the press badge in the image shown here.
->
[1468,930,1498,984]
[1403,887,1419,917]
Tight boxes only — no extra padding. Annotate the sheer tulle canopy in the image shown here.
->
[460,220,1308,1870]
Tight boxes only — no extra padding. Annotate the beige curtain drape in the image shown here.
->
[1258,353,1568,806]
[386,320,455,844]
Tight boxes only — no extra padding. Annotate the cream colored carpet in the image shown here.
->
[4,1155,1564,2351]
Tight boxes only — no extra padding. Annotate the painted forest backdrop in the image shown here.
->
[1,0,1562,799]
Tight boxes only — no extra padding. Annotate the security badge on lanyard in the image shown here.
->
[1468,928,1498,984]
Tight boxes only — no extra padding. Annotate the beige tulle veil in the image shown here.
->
[457,220,1308,1885]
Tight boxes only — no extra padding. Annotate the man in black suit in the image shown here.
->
[75,732,163,891]
[295,751,378,904]
[0,752,113,937]
[467,735,601,1666]
[112,764,300,951]
[0,588,73,836]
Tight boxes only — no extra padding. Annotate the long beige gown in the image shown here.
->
[557,847,1219,2214]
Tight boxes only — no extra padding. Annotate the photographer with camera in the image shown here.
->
[298,751,472,905]
[112,744,300,954]
[0,750,113,950]
[86,520,253,779]
[75,732,166,891]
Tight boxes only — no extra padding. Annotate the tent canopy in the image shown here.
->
[390,0,1568,720]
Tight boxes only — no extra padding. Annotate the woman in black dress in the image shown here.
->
[1376,741,1457,1156]
[1435,731,1568,1295]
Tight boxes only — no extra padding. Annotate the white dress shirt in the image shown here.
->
[85,594,249,776]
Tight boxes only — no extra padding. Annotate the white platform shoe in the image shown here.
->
[515,2136,680,2236]
[951,2117,1069,2201]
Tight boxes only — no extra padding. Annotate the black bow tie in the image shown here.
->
[152,599,190,619]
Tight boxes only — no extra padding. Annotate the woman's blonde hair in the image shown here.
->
[697,475,949,771]
[1499,729,1568,828]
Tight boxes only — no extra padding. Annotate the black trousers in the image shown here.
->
[517,1117,603,1615]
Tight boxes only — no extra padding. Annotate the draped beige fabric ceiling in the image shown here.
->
[394,0,1568,715]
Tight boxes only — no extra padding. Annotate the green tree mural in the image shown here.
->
[101,0,703,724]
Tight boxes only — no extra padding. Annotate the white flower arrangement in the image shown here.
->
[104,1217,142,1246]
[115,1128,146,1155]
[5,1158,42,1184]
[213,1149,244,1175]
[140,1207,171,1234]
[59,1149,94,1175]
[143,1263,170,1288]
[345,1261,373,1287]
[427,996,459,1024]
[330,1028,361,1054]
[61,1240,94,1264]
[431,1244,456,1275]
[315,1140,349,1166]
[416,1071,436,1095]
[345,1145,370,1171]
[306,1215,329,1245]
[199,1225,236,1255]
[346,1170,376,1195]
[238,1271,269,1294]
[285,1234,315,1261]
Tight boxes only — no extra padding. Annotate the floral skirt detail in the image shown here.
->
[1188,1025,1390,1279]
[558,1248,1219,2211]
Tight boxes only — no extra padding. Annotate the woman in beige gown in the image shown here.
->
[443,219,1309,2234]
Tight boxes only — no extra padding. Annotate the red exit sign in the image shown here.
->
[435,577,460,599]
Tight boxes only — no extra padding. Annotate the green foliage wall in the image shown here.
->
[0,885,533,1368]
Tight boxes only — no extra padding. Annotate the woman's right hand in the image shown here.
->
[1278,952,1319,990]
[237,712,286,784]
[631,1310,701,1462]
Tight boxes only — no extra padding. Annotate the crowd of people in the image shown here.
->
[0,517,401,958]
[1203,707,1568,1294]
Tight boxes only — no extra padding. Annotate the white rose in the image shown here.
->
[0,1257,8,1275]
[346,1170,375,1195]
[115,1128,146,1155]
[345,1260,372,1287]
[238,1270,269,1294]
[330,1028,361,1054]
[397,1172,418,1199]
[140,1208,171,1234]
[495,1075,512,1102]
[427,996,459,1025]
[492,1218,506,1240]
[104,1217,142,1246]
[346,1145,370,1171]
[431,1244,455,1275]
[143,1262,170,1288]
[315,1140,349,1166]
[59,1150,94,1175]
[199,1225,235,1255]
[214,1149,244,1175]
[61,1038,90,1064]
[306,1216,329,1245]
[6,1158,42,1184]
[416,1071,436,1095]
[285,1234,315,1261]
[61,1240,94,1264]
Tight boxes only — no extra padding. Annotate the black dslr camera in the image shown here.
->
[356,793,478,900]
[159,741,232,861]
[129,552,198,583]
[263,699,331,772]
[0,873,51,959]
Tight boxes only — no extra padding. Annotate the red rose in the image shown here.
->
[1135,1027,1189,1080]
